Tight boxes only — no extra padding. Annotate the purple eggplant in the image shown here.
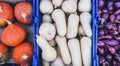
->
[99,0,104,8]
[113,60,117,66]
[102,13,109,20]
[114,9,120,15]
[98,35,113,40]
[106,54,112,62]
[114,45,120,50]
[103,9,108,13]
[105,23,114,30]
[99,56,106,64]
[99,29,105,36]
[115,35,120,40]
[104,39,119,46]
[98,41,105,47]
[118,25,120,32]
[110,14,115,22]
[116,15,120,21]
[107,46,116,55]
[115,54,120,62]
[98,48,105,55]
[115,2,120,8]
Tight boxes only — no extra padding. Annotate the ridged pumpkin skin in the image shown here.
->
[1,24,26,47]
[13,42,34,66]
[14,2,32,24]
[0,2,14,27]
[0,43,9,64]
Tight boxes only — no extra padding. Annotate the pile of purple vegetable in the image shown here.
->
[98,0,120,66]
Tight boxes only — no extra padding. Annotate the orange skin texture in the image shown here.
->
[0,42,8,57]
[0,2,14,26]
[14,2,32,24]
[1,24,26,47]
[13,42,34,66]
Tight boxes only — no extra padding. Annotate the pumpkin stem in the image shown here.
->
[5,19,12,25]
[22,55,28,60]
[22,13,27,21]
[0,6,3,12]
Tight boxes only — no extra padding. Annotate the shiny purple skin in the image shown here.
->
[98,48,105,55]
[115,2,120,8]
[118,25,120,32]
[114,45,120,50]
[98,41,105,47]
[105,23,114,29]
[113,60,117,66]
[99,29,105,36]
[99,0,104,8]
[104,39,119,46]
[107,46,116,55]
[98,35,113,40]
[106,54,112,62]
[115,36,120,40]
[103,9,108,13]
[114,9,120,15]
[108,1,114,11]
[116,15,120,21]
[110,14,115,22]
[115,54,120,62]
[100,56,106,64]
[102,13,109,20]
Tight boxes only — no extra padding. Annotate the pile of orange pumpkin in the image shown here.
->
[0,2,34,66]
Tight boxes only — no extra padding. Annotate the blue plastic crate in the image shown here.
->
[35,0,97,66]
[0,0,37,66]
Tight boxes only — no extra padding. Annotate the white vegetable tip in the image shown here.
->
[40,0,53,14]
[42,15,52,23]
[52,0,63,8]
[81,37,91,66]
[62,0,77,14]
[39,22,56,40]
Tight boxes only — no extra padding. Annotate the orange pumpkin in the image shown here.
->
[13,42,34,66]
[0,2,14,27]
[14,2,32,24]
[1,23,26,47]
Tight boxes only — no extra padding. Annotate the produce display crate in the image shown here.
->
[0,0,36,66]
[35,0,96,66]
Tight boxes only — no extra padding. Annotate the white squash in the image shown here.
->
[36,35,57,62]
[40,0,53,14]
[48,39,56,47]
[39,22,56,40]
[55,35,71,65]
[62,0,77,14]
[80,12,92,37]
[42,15,52,23]
[52,0,63,8]
[68,39,82,66]
[52,9,66,36]
[66,14,79,39]
[78,0,91,12]
[80,37,92,66]
[78,25,86,36]
[42,61,50,66]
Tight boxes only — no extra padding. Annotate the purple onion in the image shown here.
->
[110,14,115,22]
[98,35,113,40]
[107,46,116,55]
[98,48,105,55]
[104,39,119,46]
[105,23,114,29]
[116,15,120,21]
[98,41,105,47]
[102,13,109,20]
[114,9,120,15]
[99,0,104,8]
[115,2,120,8]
